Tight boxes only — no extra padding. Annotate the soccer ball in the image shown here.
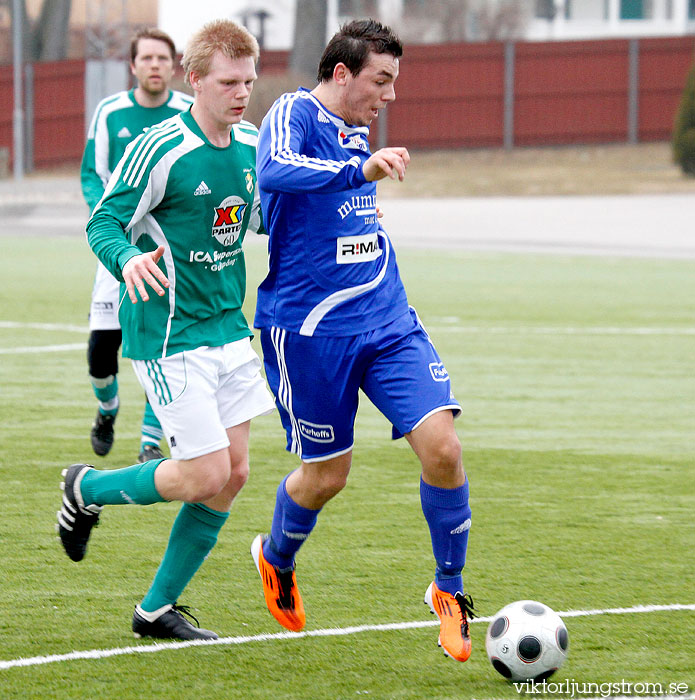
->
[485,600,569,682]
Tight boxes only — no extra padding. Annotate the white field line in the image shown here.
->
[0,321,89,333]
[0,321,88,354]
[428,326,695,336]
[0,343,85,355]
[0,603,693,671]
[4,321,695,337]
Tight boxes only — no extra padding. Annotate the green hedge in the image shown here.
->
[673,61,695,176]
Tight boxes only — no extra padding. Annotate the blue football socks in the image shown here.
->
[263,474,321,569]
[420,476,471,596]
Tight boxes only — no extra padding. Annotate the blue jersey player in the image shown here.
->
[251,19,476,662]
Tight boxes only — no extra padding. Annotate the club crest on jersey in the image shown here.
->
[245,171,254,194]
[212,195,247,246]
[338,129,368,152]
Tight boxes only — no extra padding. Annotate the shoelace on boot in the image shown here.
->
[454,593,477,634]
[275,568,297,610]
[171,604,202,628]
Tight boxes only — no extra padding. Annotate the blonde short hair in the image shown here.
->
[182,19,259,85]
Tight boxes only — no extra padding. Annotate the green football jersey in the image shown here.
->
[81,89,194,212]
[86,110,264,360]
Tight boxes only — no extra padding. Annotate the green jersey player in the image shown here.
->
[81,27,193,462]
[57,20,274,641]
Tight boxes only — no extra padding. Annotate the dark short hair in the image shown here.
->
[317,19,402,83]
[130,28,177,63]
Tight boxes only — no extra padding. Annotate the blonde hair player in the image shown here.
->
[82,27,192,463]
[57,20,274,641]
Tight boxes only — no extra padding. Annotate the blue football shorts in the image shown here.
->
[260,307,461,462]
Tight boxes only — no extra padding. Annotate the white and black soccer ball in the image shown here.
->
[485,600,569,682]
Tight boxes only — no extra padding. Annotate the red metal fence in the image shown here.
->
[1,37,693,169]
[387,42,506,148]
[639,37,695,142]
[33,60,85,166]
[386,36,694,148]
[513,40,631,145]
[0,59,84,169]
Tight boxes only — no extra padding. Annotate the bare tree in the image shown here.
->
[390,0,527,44]
[10,0,72,61]
[476,0,527,41]
[34,0,71,60]
[290,0,327,82]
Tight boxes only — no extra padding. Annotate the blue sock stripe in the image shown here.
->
[420,477,470,508]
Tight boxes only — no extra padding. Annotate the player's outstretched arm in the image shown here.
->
[362,147,410,182]
[122,246,170,304]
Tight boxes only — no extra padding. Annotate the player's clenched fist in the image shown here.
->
[122,245,170,303]
[362,147,410,182]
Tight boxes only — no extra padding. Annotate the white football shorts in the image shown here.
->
[132,337,275,460]
[89,261,122,331]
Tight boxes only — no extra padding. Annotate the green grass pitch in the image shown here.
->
[0,234,693,698]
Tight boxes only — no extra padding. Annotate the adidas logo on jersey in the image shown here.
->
[317,111,330,123]
[194,181,212,196]
[117,126,132,138]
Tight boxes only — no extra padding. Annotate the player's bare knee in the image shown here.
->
[441,432,462,467]
[228,460,249,491]
[177,457,232,501]
[303,466,348,502]
[422,433,462,475]
[188,475,229,502]
[317,473,348,501]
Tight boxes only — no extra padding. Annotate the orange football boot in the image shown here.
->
[251,534,305,632]
[424,581,476,661]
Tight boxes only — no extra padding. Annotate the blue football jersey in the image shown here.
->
[254,88,409,337]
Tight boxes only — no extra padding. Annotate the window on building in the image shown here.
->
[535,0,557,19]
[620,0,653,19]
[564,0,607,19]
[689,0,695,19]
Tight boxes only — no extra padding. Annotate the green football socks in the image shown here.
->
[140,503,229,612]
[79,459,166,506]
[140,400,164,450]
[90,374,119,416]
